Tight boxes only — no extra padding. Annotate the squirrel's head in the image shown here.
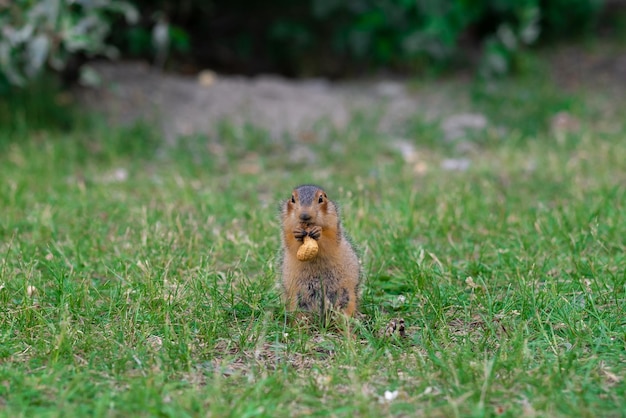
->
[283,184,337,228]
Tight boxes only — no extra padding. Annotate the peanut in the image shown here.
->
[297,235,319,261]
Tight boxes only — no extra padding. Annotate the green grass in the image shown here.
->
[1,75,625,418]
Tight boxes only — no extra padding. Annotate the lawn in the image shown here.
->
[0,73,625,417]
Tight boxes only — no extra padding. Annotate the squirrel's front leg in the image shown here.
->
[293,227,308,242]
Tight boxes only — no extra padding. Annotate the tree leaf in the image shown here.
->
[26,34,50,77]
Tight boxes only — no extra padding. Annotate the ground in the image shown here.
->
[2,40,625,417]
[77,62,461,143]
[77,41,626,144]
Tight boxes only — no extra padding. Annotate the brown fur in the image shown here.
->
[280,185,360,319]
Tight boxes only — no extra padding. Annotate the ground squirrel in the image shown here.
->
[280,185,360,320]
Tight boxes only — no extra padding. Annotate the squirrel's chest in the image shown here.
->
[284,252,339,281]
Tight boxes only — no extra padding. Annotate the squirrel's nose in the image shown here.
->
[299,213,312,221]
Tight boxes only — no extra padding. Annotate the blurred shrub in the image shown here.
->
[267,0,542,76]
[0,0,138,90]
[478,2,541,78]
[0,0,609,85]
[541,0,604,39]
[119,0,605,77]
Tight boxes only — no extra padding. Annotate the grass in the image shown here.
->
[1,72,625,418]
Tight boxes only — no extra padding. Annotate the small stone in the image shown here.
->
[441,158,471,171]
[198,70,217,87]
[442,113,488,141]
[384,390,399,401]
[27,285,37,297]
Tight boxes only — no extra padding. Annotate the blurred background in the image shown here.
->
[2,0,625,81]
[1,0,625,139]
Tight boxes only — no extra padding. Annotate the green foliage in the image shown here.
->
[0,0,609,81]
[263,0,484,74]
[308,0,543,76]
[0,0,138,89]
[118,0,605,76]
[478,3,541,78]
[116,24,190,59]
[541,0,604,39]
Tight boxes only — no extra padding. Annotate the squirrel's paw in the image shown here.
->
[308,226,322,240]
[293,227,308,241]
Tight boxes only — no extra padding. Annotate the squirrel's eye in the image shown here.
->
[291,196,296,204]
[318,195,324,204]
